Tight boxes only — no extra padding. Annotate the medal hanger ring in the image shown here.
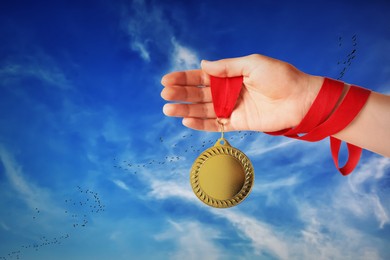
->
[217,118,226,140]
[190,118,255,208]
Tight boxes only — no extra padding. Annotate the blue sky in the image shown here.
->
[0,0,389,259]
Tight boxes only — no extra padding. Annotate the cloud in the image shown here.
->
[112,179,130,192]
[124,0,172,62]
[257,175,301,191]
[123,0,200,70]
[245,137,297,157]
[0,221,10,231]
[0,145,53,211]
[148,179,195,202]
[213,209,289,260]
[296,202,383,260]
[0,54,72,90]
[170,40,200,71]
[290,156,390,259]
[370,193,389,229]
[155,220,223,260]
[344,156,390,228]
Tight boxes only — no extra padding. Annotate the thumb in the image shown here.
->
[201,55,257,78]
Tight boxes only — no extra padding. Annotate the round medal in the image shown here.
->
[190,138,254,208]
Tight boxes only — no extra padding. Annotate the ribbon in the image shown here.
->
[210,76,243,118]
[209,76,371,175]
[267,78,371,175]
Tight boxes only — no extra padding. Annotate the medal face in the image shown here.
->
[190,138,254,208]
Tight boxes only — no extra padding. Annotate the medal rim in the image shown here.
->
[190,138,254,208]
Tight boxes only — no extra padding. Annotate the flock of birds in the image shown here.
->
[0,186,105,260]
[1,35,358,259]
[113,131,260,174]
[336,34,357,80]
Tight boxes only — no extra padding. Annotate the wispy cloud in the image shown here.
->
[344,156,390,228]
[245,137,297,157]
[291,156,390,259]
[0,221,10,231]
[155,220,223,260]
[170,39,200,71]
[296,201,383,260]
[213,209,289,260]
[123,0,200,70]
[0,146,53,211]
[0,54,72,90]
[112,179,130,192]
[123,0,172,62]
[256,175,301,191]
[148,179,195,202]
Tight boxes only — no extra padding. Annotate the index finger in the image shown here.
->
[161,70,210,87]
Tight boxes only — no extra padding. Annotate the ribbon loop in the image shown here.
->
[210,76,243,119]
[266,78,371,175]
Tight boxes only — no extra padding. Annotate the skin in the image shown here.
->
[161,54,390,157]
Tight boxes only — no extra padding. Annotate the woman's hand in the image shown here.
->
[161,54,323,132]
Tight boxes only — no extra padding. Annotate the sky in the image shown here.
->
[0,0,389,259]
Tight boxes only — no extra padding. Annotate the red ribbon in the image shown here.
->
[210,76,371,175]
[267,78,371,175]
[210,76,243,118]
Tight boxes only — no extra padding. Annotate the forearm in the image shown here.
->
[333,91,390,157]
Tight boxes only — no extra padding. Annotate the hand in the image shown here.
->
[161,54,324,132]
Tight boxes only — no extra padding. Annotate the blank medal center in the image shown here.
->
[199,154,245,200]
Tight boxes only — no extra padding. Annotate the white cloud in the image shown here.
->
[290,156,390,259]
[213,209,289,260]
[131,41,150,62]
[0,221,10,231]
[249,166,306,205]
[112,179,130,192]
[124,0,171,62]
[370,193,389,229]
[148,179,195,202]
[0,145,72,234]
[296,202,383,260]
[349,156,389,187]
[0,54,72,90]
[0,146,53,211]
[245,137,297,157]
[255,175,301,191]
[336,156,390,228]
[170,40,200,71]
[155,220,223,260]
[123,0,201,70]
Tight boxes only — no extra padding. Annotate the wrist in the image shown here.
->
[267,77,371,175]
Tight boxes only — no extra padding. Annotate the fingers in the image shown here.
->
[201,54,261,78]
[182,118,238,132]
[161,86,212,103]
[161,70,209,87]
[163,103,216,118]
[182,118,218,131]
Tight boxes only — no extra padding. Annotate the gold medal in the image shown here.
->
[190,122,254,208]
